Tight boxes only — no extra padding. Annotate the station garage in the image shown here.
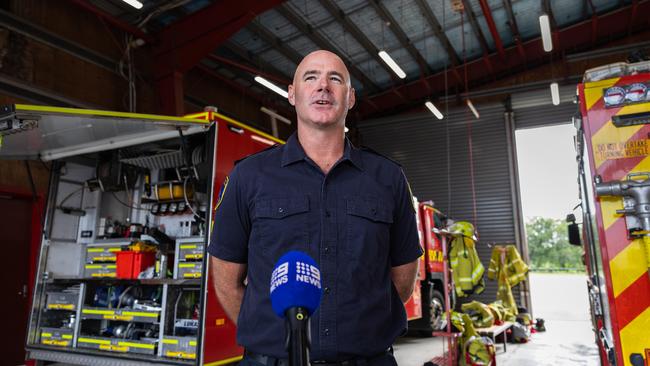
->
[0,1,649,366]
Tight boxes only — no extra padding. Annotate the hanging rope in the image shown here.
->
[461,10,479,228]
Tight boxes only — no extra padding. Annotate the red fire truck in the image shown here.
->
[574,59,650,366]
[406,202,451,334]
[0,105,275,366]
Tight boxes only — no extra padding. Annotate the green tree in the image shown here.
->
[525,217,585,271]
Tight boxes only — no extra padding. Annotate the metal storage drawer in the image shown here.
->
[176,262,203,279]
[40,327,73,347]
[84,264,116,278]
[161,336,197,360]
[77,336,157,355]
[81,307,160,323]
[45,291,79,310]
[85,246,122,263]
[178,242,204,261]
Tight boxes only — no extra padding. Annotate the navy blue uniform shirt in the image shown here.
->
[208,133,422,361]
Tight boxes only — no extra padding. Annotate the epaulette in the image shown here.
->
[359,146,402,167]
[233,143,280,166]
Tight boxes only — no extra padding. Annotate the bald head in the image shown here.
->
[293,50,352,87]
[288,49,356,130]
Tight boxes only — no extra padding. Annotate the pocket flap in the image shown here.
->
[346,196,393,223]
[255,196,309,219]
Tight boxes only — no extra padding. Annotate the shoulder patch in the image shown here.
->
[359,146,402,167]
[233,143,280,166]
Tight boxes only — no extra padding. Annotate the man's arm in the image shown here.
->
[391,259,419,303]
[210,256,247,324]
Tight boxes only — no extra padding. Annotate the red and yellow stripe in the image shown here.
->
[584,75,650,366]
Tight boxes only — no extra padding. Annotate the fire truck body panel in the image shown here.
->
[578,62,650,366]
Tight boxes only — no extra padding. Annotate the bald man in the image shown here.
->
[208,50,422,366]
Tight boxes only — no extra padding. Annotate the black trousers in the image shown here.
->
[238,352,399,366]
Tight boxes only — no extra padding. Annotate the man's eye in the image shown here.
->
[305,76,316,81]
[331,77,342,83]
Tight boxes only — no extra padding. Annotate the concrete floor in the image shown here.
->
[394,272,600,366]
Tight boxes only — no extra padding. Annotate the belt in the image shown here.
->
[244,349,392,366]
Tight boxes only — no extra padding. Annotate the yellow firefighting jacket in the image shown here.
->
[461,301,495,328]
[450,236,485,297]
[487,245,528,287]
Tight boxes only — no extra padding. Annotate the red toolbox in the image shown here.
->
[116,251,155,279]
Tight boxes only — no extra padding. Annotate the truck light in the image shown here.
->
[625,83,647,102]
[603,86,626,107]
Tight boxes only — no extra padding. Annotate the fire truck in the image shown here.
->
[0,104,277,365]
[574,59,650,366]
[405,202,451,334]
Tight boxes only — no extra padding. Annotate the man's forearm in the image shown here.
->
[391,260,419,303]
[210,256,247,324]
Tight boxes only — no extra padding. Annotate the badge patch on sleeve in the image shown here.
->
[215,176,230,211]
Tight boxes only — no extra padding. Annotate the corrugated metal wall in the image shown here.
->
[357,103,522,307]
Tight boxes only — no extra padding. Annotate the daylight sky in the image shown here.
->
[516,124,580,221]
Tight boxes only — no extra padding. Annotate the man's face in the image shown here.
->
[288,51,355,130]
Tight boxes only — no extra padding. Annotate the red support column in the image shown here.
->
[156,71,185,116]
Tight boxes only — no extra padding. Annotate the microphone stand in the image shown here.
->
[285,307,311,366]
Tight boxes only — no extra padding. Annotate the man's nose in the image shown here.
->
[317,76,330,91]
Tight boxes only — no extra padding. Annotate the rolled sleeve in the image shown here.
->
[389,168,423,267]
[207,167,250,263]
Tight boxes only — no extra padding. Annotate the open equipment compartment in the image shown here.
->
[0,105,220,366]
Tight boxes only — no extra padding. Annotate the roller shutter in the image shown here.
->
[356,104,524,307]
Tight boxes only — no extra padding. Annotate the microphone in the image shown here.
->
[270,251,322,366]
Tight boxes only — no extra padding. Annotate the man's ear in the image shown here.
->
[348,88,356,110]
[288,84,295,106]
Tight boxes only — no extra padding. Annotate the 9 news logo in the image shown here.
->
[270,261,321,293]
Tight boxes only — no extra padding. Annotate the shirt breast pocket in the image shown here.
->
[253,196,310,256]
[345,196,393,264]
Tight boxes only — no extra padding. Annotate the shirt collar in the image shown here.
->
[280,132,364,171]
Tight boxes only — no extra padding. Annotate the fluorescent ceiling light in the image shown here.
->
[466,99,480,119]
[550,82,560,105]
[424,101,444,120]
[121,0,143,9]
[378,51,407,79]
[539,14,553,52]
[254,76,288,98]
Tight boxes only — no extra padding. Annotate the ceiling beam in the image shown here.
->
[208,54,290,86]
[357,2,650,118]
[478,0,506,59]
[67,0,154,43]
[153,0,285,75]
[502,0,526,61]
[318,0,403,85]
[275,5,381,94]
[414,0,460,67]
[222,41,292,82]
[461,0,494,75]
[368,0,432,77]
[246,20,303,66]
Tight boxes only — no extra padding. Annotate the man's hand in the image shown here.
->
[391,260,419,303]
[210,256,247,324]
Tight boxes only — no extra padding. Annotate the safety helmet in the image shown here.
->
[448,221,477,240]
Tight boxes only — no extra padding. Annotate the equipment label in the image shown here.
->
[595,139,649,160]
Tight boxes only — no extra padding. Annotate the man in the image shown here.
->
[208,50,422,366]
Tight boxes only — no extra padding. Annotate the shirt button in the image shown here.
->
[324,247,329,253]
[371,208,377,215]
[278,207,284,213]
[324,287,331,294]
[325,211,331,218]
[324,328,330,336]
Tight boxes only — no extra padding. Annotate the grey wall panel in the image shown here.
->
[357,104,523,308]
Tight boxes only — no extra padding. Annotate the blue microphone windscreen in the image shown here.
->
[269,251,322,317]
